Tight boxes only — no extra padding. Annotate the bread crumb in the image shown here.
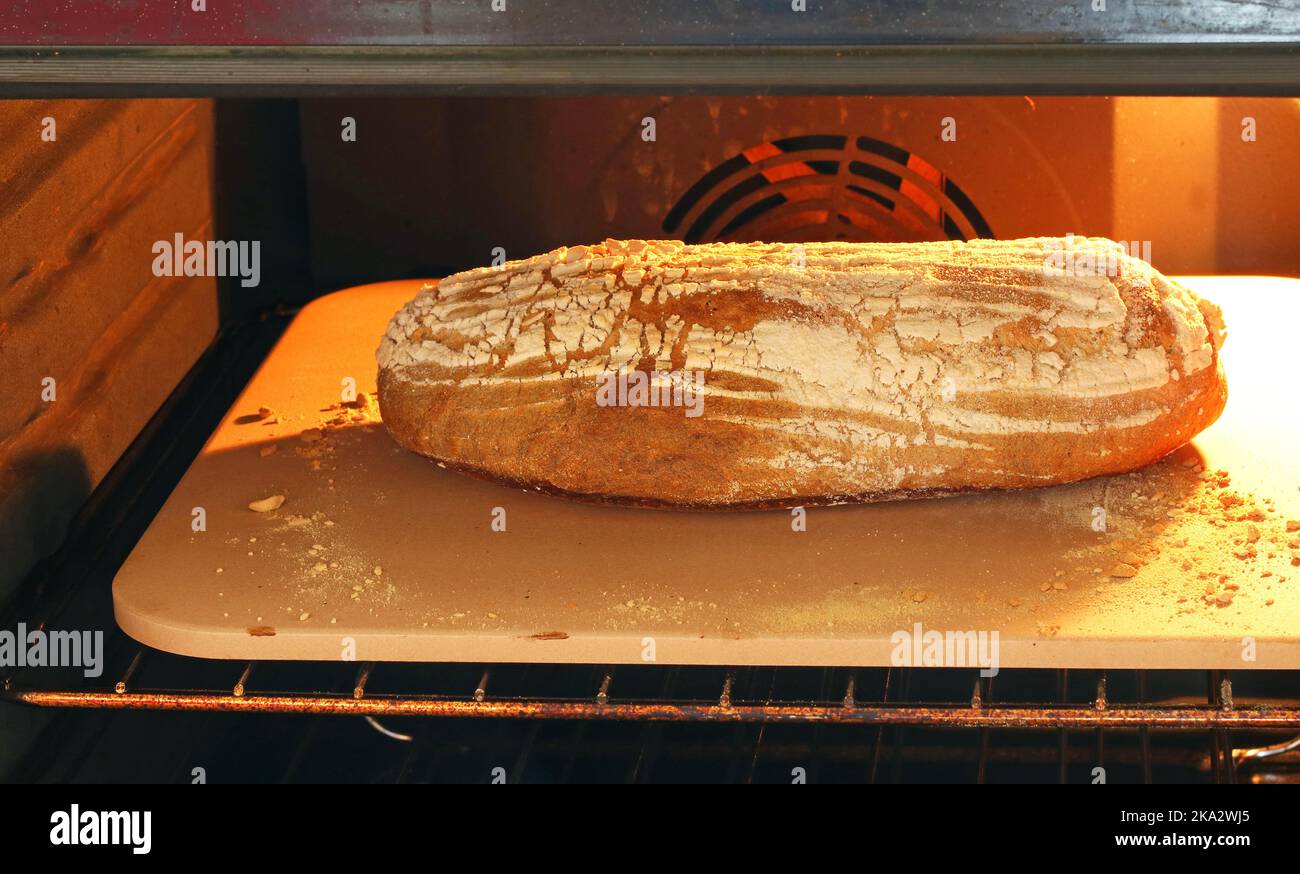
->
[1109,563,1139,578]
[248,494,285,513]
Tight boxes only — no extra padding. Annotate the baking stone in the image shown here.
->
[113,278,1300,668]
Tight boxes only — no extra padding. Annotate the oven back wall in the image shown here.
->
[298,96,1300,287]
[0,99,221,602]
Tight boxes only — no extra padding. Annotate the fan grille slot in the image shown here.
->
[664,133,993,244]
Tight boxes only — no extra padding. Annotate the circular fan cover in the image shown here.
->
[663,134,993,244]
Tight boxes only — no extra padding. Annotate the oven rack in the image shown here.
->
[7,636,1300,783]
[9,614,1300,729]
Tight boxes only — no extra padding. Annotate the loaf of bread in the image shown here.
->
[376,237,1227,509]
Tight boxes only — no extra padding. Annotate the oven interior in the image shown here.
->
[3,95,1300,783]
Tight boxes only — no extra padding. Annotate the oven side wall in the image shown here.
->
[0,98,221,603]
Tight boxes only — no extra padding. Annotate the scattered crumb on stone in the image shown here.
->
[248,494,285,513]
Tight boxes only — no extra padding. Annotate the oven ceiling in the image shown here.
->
[3,2,1300,96]
[3,0,1298,46]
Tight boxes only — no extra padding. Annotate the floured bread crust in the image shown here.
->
[376,238,1227,509]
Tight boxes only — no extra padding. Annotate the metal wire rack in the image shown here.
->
[6,626,1300,783]
[6,643,1300,729]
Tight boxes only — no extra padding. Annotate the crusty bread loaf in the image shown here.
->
[376,238,1227,509]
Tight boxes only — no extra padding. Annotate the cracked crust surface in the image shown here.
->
[376,238,1228,509]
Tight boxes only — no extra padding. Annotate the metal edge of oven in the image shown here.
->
[2,45,1300,98]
